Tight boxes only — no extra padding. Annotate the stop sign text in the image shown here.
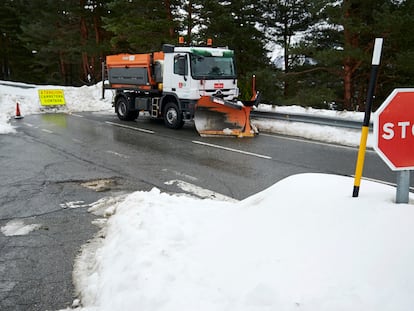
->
[382,121,414,140]
[374,88,414,170]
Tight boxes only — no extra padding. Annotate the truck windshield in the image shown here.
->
[190,54,236,79]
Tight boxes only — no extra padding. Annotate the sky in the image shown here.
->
[1,81,412,311]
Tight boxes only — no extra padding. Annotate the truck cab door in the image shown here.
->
[174,54,187,77]
[171,54,193,99]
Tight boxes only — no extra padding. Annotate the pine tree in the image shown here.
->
[262,0,316,75]
[260,0,327,105]
[373,0,414,107]
[175,0,204,44]
[103,0,178,53]
[77,0,112,84]
[306,0,391,110]
[18,0,84,84]
[195,1,268,99]
[0,0,32,81]
[14,0,112,85]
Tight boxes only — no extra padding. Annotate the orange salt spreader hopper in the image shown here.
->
[194,76,260,137]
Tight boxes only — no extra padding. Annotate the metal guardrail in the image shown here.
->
[251,110,373,130]
[0,81,36,89]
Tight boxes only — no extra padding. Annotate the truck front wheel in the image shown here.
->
[116,97,138,121]
[163,102,184,129]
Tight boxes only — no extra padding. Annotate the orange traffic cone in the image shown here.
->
[14,102,23,119]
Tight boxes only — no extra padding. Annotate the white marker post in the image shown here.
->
[353,38,384,197]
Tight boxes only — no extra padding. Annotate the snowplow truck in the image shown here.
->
[103,43,259,137]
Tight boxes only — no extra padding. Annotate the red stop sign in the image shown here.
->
[374,88,414,170]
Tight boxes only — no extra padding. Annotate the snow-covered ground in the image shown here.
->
[1,81,412,311]
[71,174,414,311]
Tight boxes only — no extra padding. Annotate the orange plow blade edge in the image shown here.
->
[194,96,258,137]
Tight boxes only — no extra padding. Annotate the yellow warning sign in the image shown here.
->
[38,89,66,106]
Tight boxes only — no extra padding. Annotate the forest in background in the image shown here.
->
[1,0,413,111]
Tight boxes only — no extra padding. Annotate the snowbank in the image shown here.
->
[72,174,414,311]
[0,81,113,134]
[257,103,365,121]
[254,104,371,147]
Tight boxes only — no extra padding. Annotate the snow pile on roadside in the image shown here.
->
[252,118,372,147]
[0,81,113,133]
[72,173,414,311]
[254,103,371,147]
[257,103,365,122]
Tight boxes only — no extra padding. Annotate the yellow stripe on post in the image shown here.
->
[353,126,370,196]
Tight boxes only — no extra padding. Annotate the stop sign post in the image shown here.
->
[374,88,414,203]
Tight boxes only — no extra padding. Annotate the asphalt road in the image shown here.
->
[1,112,411,310]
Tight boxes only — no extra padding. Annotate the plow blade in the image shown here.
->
[194,96,257,137]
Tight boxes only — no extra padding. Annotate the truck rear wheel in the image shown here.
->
[116,97,138,121]
[163,102,184,129]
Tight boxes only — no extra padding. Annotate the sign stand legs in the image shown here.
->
[396,170,410,204]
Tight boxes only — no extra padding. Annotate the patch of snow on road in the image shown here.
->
[0,113,16,134]
[1,219,42,236]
